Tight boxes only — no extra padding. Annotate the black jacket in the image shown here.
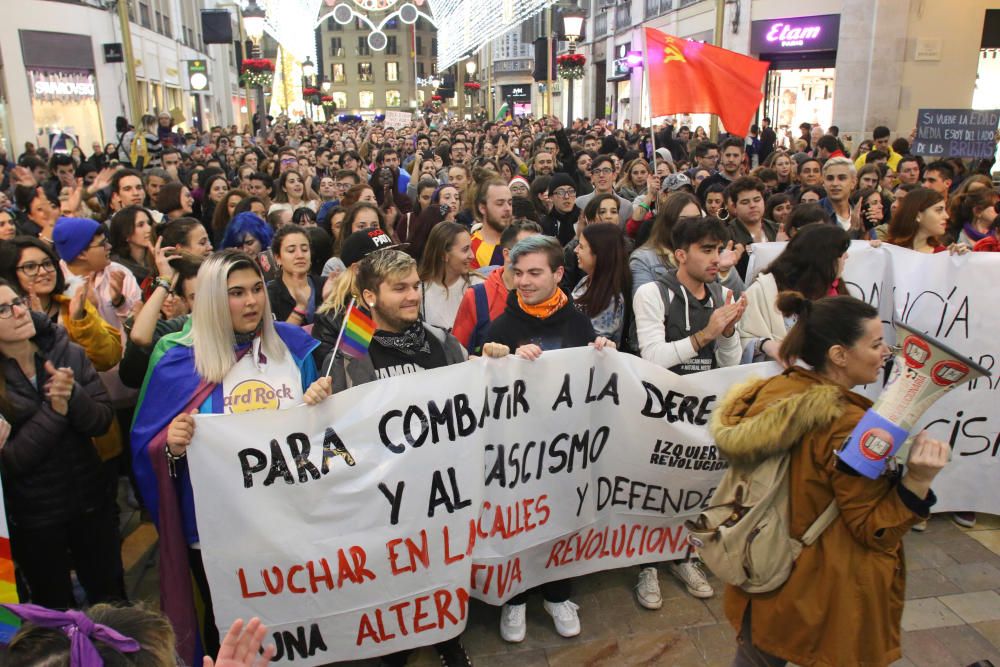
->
[268,274,321,323]
[484,289,596,352]
[1,313,114,528]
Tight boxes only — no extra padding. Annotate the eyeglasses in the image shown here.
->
[552,188,576,198]
[15,259,56,276]
[88,238,111,250]
[0,297,27,319]
[591,167,614,176]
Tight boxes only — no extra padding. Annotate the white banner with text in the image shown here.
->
[748,241,999,512]
[189,352,764,663]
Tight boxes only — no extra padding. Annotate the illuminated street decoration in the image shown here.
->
[429,0,556,67]
[318,1,435,54]
[246,0,555,71]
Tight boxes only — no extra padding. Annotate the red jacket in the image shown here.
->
[452,268,508,350]
[974,235,1000,252]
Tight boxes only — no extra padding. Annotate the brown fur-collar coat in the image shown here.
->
[710,366,927,667]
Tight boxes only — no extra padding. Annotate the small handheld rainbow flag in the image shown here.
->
[341,300,376,358]
[324,299,376,377]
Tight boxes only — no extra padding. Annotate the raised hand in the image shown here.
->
[153,238,179,280]
[12,166,36,187]
[90,167,115,192]
[68,275,95,320]
[203,618,275,667]
[108,269,126,305]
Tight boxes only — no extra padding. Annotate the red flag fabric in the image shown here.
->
[644,28,770,135]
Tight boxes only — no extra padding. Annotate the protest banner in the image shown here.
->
[383,110,413,129]
[746,241,999,511]
[913,108,1000,159]
[188,352,773,663]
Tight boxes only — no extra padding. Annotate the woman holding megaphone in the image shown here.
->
[710,292,950,667]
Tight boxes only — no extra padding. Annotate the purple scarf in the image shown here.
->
[963,222,989,243]
[4,604,140,667]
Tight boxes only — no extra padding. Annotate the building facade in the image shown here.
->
[316,9,438,118]
[572,0,1000,147]
[0,0,244,157]
[490,28,535,119]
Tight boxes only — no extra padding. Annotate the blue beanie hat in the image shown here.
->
[53,217,102,262]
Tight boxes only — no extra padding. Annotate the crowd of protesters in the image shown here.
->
[0,106,995,667]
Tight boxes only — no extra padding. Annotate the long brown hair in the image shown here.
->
[777,291,879,372]
[211,188,249,234]
[418,221,471,294]
[886,187,944,249]
[642,192,701,255]
[575,223,629,318]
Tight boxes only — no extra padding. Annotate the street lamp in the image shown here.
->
[465,60,477,78]
[561,7,586,126]
[562,9,586,53]
[243,0,267,47]
[241,0,268,135]
[303,57,315,81]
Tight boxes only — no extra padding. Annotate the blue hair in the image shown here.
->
[221,212,273,250]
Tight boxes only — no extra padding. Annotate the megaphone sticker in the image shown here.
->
[931,360,970,386]
[859,428,895,461]
[903,336,931,369]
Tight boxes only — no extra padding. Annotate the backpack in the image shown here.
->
[466,282,491,355]
[684,450,839,594]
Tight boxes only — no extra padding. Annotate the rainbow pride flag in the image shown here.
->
[340,301,376,359]
[0,483,19,643]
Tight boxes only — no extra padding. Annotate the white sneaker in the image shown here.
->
[543,599,581,637]
[668,560,714,599]
[912,519,928,532]
[499,603,526,643]
[635,566,663,610]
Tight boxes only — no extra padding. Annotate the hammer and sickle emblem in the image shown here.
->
[663,41,687,64]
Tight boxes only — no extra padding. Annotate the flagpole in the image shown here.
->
[323,297,356,378]
[643,29,658,177]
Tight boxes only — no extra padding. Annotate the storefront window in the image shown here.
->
[27,70,103,153]
[763,68,835,134]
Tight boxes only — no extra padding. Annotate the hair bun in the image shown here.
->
[775,290,810,319]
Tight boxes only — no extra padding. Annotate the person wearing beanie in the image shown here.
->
[540,173,580,246]
[508,175,530,199]
[54,217,142,331]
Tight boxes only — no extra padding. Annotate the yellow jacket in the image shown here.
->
[54,293,123,372]
[54,294,124,460]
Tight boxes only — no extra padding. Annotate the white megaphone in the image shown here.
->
[837,322,992,479]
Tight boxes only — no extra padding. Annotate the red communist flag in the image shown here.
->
[644,28,770,135]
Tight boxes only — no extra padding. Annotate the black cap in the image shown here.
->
[339,228,398,268]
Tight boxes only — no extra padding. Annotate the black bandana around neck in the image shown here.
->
[372,321,430,356]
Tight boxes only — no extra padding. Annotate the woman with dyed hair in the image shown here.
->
[130,251,332,664]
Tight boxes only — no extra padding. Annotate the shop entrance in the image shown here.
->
[762,66,835,135]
